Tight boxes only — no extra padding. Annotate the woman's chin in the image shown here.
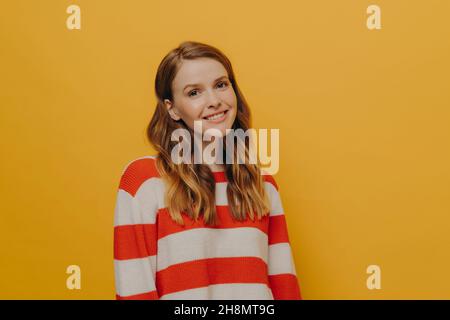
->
[202,123,231,137]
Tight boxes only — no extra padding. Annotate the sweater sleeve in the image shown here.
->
[113,158,160,300]
[265,175,302,300]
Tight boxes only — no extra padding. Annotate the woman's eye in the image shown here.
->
[217,81,229,89]
[188,82,228,97]
[188,90,199,97]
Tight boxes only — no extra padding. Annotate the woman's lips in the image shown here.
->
[203,110,228,123]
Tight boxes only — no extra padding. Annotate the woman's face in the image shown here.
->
[165,58,238,137]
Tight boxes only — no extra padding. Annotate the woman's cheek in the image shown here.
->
[184,103,202,120]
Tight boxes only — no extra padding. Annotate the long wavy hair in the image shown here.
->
[147,41,270,226]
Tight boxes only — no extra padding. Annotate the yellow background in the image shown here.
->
[1,0,449,299]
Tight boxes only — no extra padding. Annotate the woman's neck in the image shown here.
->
[199,138,225,172]
[207,163,225,172]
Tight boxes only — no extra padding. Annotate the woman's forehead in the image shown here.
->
[173,58,228,90]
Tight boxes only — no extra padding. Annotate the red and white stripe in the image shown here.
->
[114,156,301,300]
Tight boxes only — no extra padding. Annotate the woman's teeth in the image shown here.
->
[205,112,225,120]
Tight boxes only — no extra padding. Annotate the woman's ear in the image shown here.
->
[164,99,181,121]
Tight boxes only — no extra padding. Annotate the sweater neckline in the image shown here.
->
[212,171,227,183]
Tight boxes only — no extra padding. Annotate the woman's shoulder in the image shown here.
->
[260,168,279,191]
[119,155,159,175]
[118,155,161,196]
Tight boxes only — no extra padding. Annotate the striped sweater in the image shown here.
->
[113,156,302,300]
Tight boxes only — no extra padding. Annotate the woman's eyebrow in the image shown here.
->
[183,75,228,91]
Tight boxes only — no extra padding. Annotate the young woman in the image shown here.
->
[113,41,302,300]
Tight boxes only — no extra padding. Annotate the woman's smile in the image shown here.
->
[203,109,229,123]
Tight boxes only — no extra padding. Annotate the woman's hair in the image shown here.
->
[147,41,270,226]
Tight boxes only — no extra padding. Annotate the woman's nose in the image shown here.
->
[206,90,221,108]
